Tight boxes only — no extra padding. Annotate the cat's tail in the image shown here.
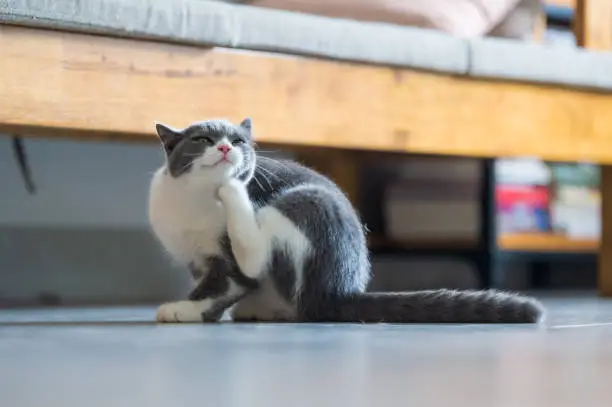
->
[310,289,545,324]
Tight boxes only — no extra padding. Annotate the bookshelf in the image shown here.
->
[370,233,598,254]
[366,158,599,289]
[498,232,598,252]
[363,4,595,289]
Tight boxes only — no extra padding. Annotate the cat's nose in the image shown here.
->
[217,144,231,154]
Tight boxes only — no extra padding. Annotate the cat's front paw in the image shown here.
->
[156,301,210,323]
[218,179,248,204]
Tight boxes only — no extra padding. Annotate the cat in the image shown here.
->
[148,118,545,324]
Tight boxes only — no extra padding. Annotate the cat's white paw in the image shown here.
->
[155,300,212,323]
[218,179,248,204]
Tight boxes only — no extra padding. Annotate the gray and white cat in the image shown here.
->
[148,118,545,323]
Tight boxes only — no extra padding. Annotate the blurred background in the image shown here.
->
[0,0,602,307]
[4,1,612,406]
[0,143,599,307]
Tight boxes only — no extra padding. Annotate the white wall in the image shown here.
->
[0,137,162,228]
[0,136,193,304]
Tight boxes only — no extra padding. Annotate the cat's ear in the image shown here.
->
[239,118,253,137]
[155,122,182,155]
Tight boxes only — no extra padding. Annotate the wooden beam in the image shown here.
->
[573,1,612,297]
[575,0,612,50]
[600,167,612,296]
[3,25,612,163]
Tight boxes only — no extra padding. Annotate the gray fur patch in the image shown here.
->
[268,248,297,302]
[305,290,545,324]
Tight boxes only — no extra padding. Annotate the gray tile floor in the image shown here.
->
[1,294,611,407]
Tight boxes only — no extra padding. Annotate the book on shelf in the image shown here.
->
[495,158,600,242]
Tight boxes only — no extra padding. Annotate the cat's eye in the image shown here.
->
[232,138,246,146]
[193,136,214,145]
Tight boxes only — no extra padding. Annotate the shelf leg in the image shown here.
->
[530,260,551,289]
[599,166,612,296]
[574,0,612,296]
[575,0,612,51]
[476,159,498,289]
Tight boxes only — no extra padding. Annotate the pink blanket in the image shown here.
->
[251,0,541,38]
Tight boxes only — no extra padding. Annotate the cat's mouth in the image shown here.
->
[200,157,234,168]
[215,156,233,165]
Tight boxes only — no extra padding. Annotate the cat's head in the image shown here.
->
[154,118,256,183]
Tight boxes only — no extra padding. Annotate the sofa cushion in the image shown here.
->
[469,37,612,91]
[249,0,527,38]
[0,0,236,46]
[0,0,470,74]
[232,5,469,73]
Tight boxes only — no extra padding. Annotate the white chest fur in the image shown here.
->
[148,168,226,266]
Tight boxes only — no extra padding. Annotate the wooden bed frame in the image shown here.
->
[1,0,611,295]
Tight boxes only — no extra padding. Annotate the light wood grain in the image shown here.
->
[575,0,612,50]
[3,26,612,163]
[547,0,575,8]
[498,233,598,252]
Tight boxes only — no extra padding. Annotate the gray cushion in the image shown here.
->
[0,0,469,74]
[0,0,236,47]
[468,37,612,91]
[2,0,612,91]
[230,6,469,74]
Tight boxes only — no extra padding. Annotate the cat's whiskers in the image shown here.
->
[257,156,292,172]
[256,155,279,163]
[256,164,284,182]
[255,164,286,188]
[255,158,280,173]
[251,173,266,191]
[254,167,274,190]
